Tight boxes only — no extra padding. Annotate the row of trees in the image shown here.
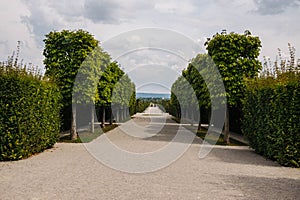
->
[43,30,136,140]
[170,30,262,144]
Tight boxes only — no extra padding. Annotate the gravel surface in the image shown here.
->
[1,107,300,200]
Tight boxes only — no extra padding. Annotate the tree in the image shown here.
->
[183,54,212,131]
[43,29,108,140]
[111,74,135,122]
[97,62,124,126]
[170,74,198,125]
[170,54,224,132]
[129,82,137,116]
[205,30,262,144]
[74,47,110,133]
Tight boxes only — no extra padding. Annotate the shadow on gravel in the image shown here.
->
[129,115,281,168]
[227,175,300,199]
[210,146,281,167]
[142,118,202,144]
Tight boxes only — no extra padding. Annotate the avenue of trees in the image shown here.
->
[43,30,137,140]
[171,30,262,144]
[1,28,299,167]
[169,30,299,167]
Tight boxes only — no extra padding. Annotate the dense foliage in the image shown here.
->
[205,30,262,143]
[111,74,136,122]
[97,62,136,124]
[0,49,61,160]
[243,45,300,167]
[43,29,103,138]
[243,73,300,167]
[205,30,262,105]
[43,29,137,136]
[134,98,151,113]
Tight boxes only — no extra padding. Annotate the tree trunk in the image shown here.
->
[116,106,120,122]
[122,106,126,121]
[197,109,202,132]
[101,106,105,128]
[90,104,94,133]
[224,105,230,144]
[126,107,130,119]
[185,108,189,123]
[191,106,194,126]
[109,105,113,125]
[71,104,77,140]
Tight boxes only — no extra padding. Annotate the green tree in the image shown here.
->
[205,30,262,144]
[170,75,197,124]
[43,29,108,139]
[111,74,135,122]
[97,62,124,126]
[183,54,212,130]
[75,47,110,133]
[129,82,137,116]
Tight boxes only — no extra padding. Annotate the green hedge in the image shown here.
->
[0,71,61,160]
[242,74,300,167]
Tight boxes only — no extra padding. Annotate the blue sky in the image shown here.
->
[1,0,299,93]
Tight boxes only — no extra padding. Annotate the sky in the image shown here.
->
[0,0,299,93]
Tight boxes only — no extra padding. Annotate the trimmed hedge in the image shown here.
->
[0,70,61,160]
[242,73,300,167]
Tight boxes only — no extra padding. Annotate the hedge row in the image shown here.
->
[0,70,61,160]
[242,73,300,167]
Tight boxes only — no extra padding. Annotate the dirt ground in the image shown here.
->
[1,107,299,199]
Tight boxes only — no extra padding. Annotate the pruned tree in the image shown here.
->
[97,61,124,126]
[43,29,109,139]
[205,30,262,144]
[183,54,213,131]
[111,74,135,122]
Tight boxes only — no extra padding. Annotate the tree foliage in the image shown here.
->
[43,29,99,104]
[205,30,262,143]
[43,29,106,138]
[96,61,136,124]
[205,30,262,105]
[97,62,124,106]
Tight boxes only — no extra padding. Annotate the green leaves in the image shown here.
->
[43,29,100,106]
[0,71,61,161]
[205,30,262,106]
[97,62,124,106]
[43,29,103,131]
[242,74,300,167]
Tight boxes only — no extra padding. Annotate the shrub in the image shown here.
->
[0,45,61,160]
[242,73,300,167]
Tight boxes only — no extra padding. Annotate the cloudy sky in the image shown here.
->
[1,0,300,93]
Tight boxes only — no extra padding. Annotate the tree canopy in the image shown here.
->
[205,30,262,106]
[43,29,109,139]
[43,29,104,105]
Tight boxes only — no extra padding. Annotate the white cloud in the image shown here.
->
[154,0,195,14]
[253,0,300,15]
[0,0,300,93]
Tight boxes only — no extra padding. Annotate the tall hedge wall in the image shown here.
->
[242,74,300,167]
[0,71,61,160]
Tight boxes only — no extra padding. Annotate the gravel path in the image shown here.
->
[1,107,300,200]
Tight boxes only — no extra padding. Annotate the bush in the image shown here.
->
[242,73,300,167]
[0,50,61,161]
